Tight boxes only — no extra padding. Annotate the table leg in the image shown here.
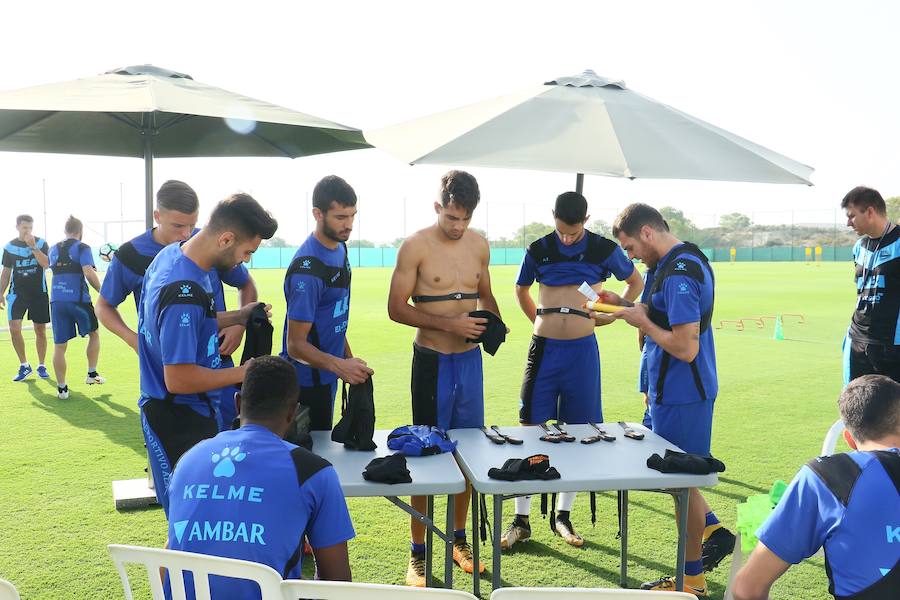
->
[445,494,454,589]
[472,488,480,599]
[675,488,690,592]
[426,495,434,587]
[619,490,629,587]
[492,494,502,590]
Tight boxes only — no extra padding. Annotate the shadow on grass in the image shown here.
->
[718,476,769,494]
[26,380,145,456]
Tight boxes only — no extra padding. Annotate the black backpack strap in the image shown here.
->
[157,280,216,319]
[50,239,85,275]
[805,454,862,507]
[582,231,617,265]
[873,450,900,494]
[282,447,331,576]
[114,240,154,277]
[286,254,350,289]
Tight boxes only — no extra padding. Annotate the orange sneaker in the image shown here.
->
[405,553,426,587]
[452,539,485,574]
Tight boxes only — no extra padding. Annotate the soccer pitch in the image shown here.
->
[0,262,853,599]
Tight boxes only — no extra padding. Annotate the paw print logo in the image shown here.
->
[211,446,246,478]
[180,312,190,325]
[180,284,191,295]
[678,282,689,293]
[675,261,686,270]
[301,259,311,269]
[296,281,305,292]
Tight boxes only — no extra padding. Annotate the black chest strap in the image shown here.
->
[526,231,617,282]
[807,452,900,600]
[412,292,479,303]
[536,306,591,319]
[114,240,155,277]
[51,239,85,275]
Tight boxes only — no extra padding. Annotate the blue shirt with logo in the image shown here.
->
[137,243,219,412]
[2,237,49,296]
[49,239,95,303]
[851,228,900,345]
[638,266,656,394]
[757,449,900,597]
[281,235,351,387]
[516,232,635,287]
[645,245,717,404]
[209,263,250,313]
[166,424,354,600]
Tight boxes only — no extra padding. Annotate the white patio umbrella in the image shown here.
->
[0,65,371,227]
[366,69,813,193]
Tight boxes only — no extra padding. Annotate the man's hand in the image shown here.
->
[598,290,624,306]
[586,305,617,327]
[239,302,271,323]
[334,357,374,385]
[218,324,246,356]
[446,314,487,339]
[643,392,650,409]
[613,303,650,329]
[23,233,36,249]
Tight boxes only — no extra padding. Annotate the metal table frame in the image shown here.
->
[311,431,466,588]
[449,423,717,596]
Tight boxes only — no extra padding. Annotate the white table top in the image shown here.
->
[312,430,467,497]
[449,423,718,495]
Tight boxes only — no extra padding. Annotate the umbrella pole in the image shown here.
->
[143,130,154,230]
[575,173,584,195]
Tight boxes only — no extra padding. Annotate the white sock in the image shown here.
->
[21,362,30,367]
[87,366,97,373]
[38,363,45,368]
[58,382,67,389]
[514,495,532,516]
[556,492,576,512]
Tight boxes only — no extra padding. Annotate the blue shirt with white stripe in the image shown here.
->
[851,227,900,345]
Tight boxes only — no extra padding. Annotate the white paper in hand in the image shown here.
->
[577,282,599,302]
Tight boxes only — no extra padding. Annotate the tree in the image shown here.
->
[469,227,487,239]
[886,196,900,222]
[514,222,554,246]
[719,212,752,230]
[587,219,611,237]
[347,239,375,248]
[261,236,291,248]
[659,206,697,240]
[390,237,406,248]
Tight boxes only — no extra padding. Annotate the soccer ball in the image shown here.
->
[99,243,118,263]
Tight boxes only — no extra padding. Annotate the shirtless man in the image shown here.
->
[502,191,643,550]
[388,170,503,587]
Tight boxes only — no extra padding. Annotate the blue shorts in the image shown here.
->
[648,399,715,456]
[211,355,238,432]
[50,301,98,344]
[411,344,483,430]
[140,398,217,515]
[519,334,602,424]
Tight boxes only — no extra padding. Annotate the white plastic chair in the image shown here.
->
[281,580,477,599]
[724,420,844,599]
[0,579,20,600]
[490,588,696,599]
[108,544,284,600]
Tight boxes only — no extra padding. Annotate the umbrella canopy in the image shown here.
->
[366,69,813,190]
[0,65,371,226]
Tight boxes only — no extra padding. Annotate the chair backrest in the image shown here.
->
[490,588,697,599]
[281,579,478,600]
[821,419,845,456]
[0,579,20,600]
[108,544,283,600]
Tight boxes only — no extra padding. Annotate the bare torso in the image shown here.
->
[411,227,486,353]
[533,281,603,340]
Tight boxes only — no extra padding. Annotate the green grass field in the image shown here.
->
[0,262,855,599]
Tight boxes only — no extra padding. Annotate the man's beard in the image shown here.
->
[212,248,240,271]
[323,221,351,242]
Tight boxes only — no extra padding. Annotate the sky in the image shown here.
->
[0,1,897,247]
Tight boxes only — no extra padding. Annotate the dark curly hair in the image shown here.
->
[440,170,480,215]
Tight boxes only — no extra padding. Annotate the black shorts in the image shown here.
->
[299,381,338,431]
[7,291,50,324]
[845,338,900,383]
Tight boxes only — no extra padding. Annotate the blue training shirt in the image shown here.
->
[516,231,635,287]
[757,449,900,597]
[2,237,49,296]
[638,266,656,394]
[280,234,351,387]
[644,244,717,404]
[137,243,219,412]
[850,228,900,345]
[49,238,95,303]
[100,229,164,309]
[209,263,250,313]
[166,424,354,600]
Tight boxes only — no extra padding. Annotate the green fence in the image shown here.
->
[241,245,854,269]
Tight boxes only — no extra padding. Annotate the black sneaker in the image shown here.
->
[702,527,736,572]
